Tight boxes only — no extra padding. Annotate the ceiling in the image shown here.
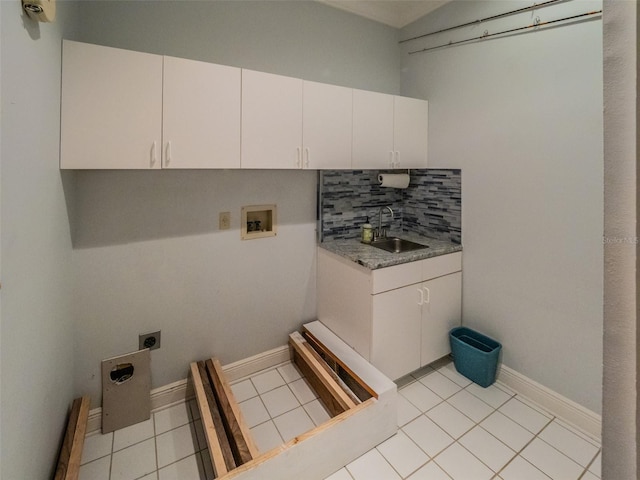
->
[317,0,449,28]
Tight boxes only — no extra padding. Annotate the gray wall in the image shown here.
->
[602,0,638,477]
[66,1,401,406]
[1,2,79,478]
[400,0,603,413]
[71,0,400,94]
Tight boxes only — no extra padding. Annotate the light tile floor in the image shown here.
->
[79,359,601,480]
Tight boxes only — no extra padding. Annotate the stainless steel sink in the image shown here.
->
[370,237,429,254]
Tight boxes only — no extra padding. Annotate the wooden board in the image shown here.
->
[198,361,237,472]
[289,332,357,416]
[190,362,232,477]
[55,396,90,480]
[206,358,259,464]
[302,342,361,406]
[303,329,376,401]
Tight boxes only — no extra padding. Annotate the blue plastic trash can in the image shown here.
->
[449,327,501,388]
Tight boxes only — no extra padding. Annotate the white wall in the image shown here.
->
[1,2,79,478]
[72,0,400,94]
[602,0,638,477]
[67,1,401,406]
[400,0,603,413]
[71,170,318,402]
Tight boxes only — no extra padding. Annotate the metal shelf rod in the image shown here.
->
[399,0,565,44]
[408,10,602,55]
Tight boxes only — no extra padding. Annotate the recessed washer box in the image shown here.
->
[241,204,277,240]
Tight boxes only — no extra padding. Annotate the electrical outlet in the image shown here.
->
[219,211,231,230]
[139,331,161,351]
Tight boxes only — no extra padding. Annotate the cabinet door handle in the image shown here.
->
[389,151,394,168]
[296,147,301,168]
[417,287,425,306]
[150,141,157,168]
[164,141,172,168]
[304,147,310,168]
[423,286,430,304]
[395,151,400,168]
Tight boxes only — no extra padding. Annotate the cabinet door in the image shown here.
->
[61,40,163,169]
[371,285,422,380]
[163,57,241,169]
[393,96,428,169]
[302,81,352,169]
[352,89,394,169]
[241,69,303,169]
[421,272,462,367]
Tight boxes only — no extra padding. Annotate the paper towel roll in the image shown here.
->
[378,173,410,188]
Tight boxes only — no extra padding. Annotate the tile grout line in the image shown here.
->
[98,359,601,480]
[493,413,556,480]
[109,428,115,480]
[373,443,409,480]
[530,415,598,475]
[581,447,602,479]
[152,411,159,479]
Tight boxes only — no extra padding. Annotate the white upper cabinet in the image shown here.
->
[393,95,429,169]
[302,81,352,169]
[241,73,352,169]
[352,89,394,170]
[61,41,427,170]
[241,70,303,169]
[352,89,428,170]
[61,42,241,169]
[162,56,241,169]
[61,40,163,169]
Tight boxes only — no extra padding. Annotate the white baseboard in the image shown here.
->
[222,345,291,382]
[87,345,291,435]
[497,364,601,440]
[88,346,602,443]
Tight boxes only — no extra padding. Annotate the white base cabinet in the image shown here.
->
[317,248,462,380]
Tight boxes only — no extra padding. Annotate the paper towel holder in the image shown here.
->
[378,171,411,189]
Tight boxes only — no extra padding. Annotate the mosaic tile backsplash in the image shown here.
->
[319,169,461,244]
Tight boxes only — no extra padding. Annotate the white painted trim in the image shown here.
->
[88,346,602,443]
[497,364,601,440]
[223,345,291,382]
[87,345,291,435]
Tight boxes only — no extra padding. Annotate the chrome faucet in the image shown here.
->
[376,206,394,240]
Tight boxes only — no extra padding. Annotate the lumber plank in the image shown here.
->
[219,398,377,479]
[289,332,356,417]
[190,362,232,477]
[206,358,259,464]
[302,329,376,401]
[55,395,90,480]
[302,342,361,406]
[197,361,237,472]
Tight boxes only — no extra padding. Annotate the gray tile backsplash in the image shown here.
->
[319,169,461,243]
